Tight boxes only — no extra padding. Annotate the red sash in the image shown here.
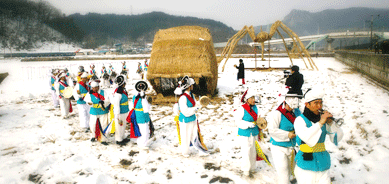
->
[127,95,141,138]
[126,95,140,123]
[79,81,89,92]
[114,88,128,97]
[242,103,257,121]
[92,91,105,101]
[276,104,296,124]
[181,93,196,107]
[59,81,68,88]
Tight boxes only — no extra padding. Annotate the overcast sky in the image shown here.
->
[48,0,388,30]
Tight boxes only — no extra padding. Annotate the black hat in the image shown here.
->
[115,75,126,86]
[135,81,148,92]
[239,59,243,62]
[291,65,299,72]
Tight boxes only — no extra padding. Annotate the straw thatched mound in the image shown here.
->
[147,26,218,96]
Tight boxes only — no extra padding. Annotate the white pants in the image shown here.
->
[270,145,294,184]
[295,165,330,184]
[51,90,59,107]
[77,104,90,128]
[89,113,109,142]
[239,135,258,172]
[114,113,128,142]
[180,120,198,155]
[137,123,150,147]
[59,98,70,117]
[143,71,147,80]
[100,79,109,88]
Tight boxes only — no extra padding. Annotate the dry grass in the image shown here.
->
[45,135,57,144]
[148,26,218,95]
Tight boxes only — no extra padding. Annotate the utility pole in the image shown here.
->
[370,14,380,51]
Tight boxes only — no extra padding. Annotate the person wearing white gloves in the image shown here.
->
[175,76,209,157]
[234,89,261,176]
[267,93,302,184]
[73,72,91,131]
[294,88,343,184]
[132,80,152,149]
[112,75,130,145]
[84,81,111,145]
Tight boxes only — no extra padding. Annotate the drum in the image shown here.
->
[103,73,109,80]
[199,96,211,107]
[256,117,267,130]
[111,71,117,78]
[63,87,74,98]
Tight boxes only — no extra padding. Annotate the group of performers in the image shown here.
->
[50,63,343,183]
[240,86,343,183]
[49,62,153,148]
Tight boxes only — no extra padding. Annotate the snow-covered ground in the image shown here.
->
[0,57,389,184]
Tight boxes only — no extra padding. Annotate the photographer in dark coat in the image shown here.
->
[235,59,245,85]
[285,65,304,96]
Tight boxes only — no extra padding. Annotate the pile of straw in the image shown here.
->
[147,26,218,95]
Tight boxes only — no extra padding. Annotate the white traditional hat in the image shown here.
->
[91,81,99,88]
[59,72,67,79]
[80,72,89,78]
[241,88,260,103]
[179,76,195,90]
[284,94,300,109]
[304,87,325,103]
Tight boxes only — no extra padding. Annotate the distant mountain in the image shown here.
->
[69,12,236,48]
[255,7,389,37]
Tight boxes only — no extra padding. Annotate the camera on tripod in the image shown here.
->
[283,70,291,78]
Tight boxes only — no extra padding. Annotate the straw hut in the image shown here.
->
[147,26,218,96]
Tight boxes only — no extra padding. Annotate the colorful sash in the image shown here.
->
[127,95,141,138]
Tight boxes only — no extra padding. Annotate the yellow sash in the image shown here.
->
[120,101,129,106]
[92,104,101,108]
[300,143,326,153]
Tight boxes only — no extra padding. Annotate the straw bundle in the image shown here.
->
[147,26,218,95]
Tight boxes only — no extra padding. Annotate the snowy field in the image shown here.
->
[0,57,389,184]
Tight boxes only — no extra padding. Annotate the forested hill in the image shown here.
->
[255,7,389,37]
[69,12,236,46]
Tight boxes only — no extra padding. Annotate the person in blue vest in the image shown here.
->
[84,81,111,145]
[132,80,152,149]
[50,69,59,108]
[121,61,127,77]
[90,65,98,81]
[56,73,72,119]
[234,89,261,176]
[143,59,149,80]
[73,72,91,131]
[100,65,109,88]
[113,75,130,145]
[294,88,343,184]
[108,64,117,85]
[267,93,302,184]
[175,76,209,157]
